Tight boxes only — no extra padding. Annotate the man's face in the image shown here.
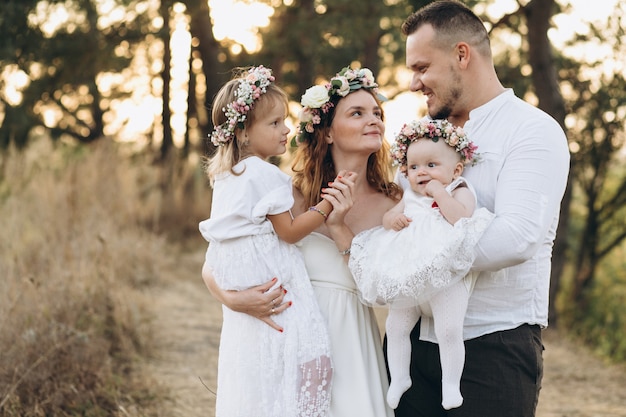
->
[405,24,463,120]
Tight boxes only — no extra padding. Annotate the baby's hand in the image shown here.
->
[390,213,411,231]
[424,179,445,198]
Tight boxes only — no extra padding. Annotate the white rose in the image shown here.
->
[360,68,375,86]
[301,85,330,108]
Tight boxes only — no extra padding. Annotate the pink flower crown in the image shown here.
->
[296,66,381,144]
[391,119,479,173]
[210,65,275,147]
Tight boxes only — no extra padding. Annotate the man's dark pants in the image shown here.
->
[388,321,544,417]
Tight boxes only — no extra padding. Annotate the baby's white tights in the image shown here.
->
[385,279,470,410]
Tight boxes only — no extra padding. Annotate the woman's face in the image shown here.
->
[326,89,384,157]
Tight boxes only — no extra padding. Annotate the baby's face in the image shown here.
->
[405,138,463,195]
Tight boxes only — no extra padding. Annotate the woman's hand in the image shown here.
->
[323,170,356,227]
[202,264,290,332]
[322,170,357,256]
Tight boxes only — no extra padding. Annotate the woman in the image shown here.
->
[202,66,401,416]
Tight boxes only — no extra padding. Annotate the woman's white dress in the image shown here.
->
[296,233,394,417]
[349,177,494,308]
[199,156,332,417]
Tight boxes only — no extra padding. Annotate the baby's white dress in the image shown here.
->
[199,156,332,417]
[349,177,494,308]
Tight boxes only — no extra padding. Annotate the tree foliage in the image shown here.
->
[0,0,154,148]
[231,0,424,97]
[561,6,626,318]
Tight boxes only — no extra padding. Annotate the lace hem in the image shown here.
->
[350,208,494,308]
[297,355,333,417]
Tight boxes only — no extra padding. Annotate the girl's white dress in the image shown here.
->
[296,233,394,417]
[199,156,332,417]
[349,177,494,308]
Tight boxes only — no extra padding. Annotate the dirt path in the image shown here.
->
[142,246,626,417]
[141,247,219,416]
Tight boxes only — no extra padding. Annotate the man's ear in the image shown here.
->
[456,42,471,70]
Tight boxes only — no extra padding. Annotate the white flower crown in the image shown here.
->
[296,66,380,143]
[391,119,479,174]
[210,65,275,147]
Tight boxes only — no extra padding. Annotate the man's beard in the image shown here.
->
[431,105,452,120]
[429,71,462,120]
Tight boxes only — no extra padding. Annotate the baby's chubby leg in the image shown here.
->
[385,307,421,408]
[430,281,471,410]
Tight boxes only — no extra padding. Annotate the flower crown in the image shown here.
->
[391,119,479,172]
[296,66,380,143]
[210,65,275,147]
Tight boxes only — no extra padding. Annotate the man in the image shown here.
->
[392,1,570,416]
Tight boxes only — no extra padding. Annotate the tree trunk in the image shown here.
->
[184,43,196,156]
[187,0,224,135]
[160,0,173,162]
[524,0,571,327]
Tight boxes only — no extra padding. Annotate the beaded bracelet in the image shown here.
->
[309,206,328,221]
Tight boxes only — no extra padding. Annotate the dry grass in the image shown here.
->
[0,138,203,416]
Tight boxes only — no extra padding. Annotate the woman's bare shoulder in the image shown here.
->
[347,191,397,233]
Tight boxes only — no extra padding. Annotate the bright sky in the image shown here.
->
[3,0,620,144]
[209,0,274,53]
[208,0,622,138]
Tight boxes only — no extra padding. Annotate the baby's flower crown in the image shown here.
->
[391,119,479,171]
[296,66,380,143]
[210,65,275,147]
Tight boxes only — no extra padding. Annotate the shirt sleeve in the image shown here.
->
[472,118,570,271]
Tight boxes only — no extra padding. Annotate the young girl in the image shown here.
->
[199,66,344,417]
[348,119,494,410]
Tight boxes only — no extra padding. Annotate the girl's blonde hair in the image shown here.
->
[205,68,288,184]
[291,89,401,208]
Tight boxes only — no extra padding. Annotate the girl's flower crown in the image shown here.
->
[391,119,479,173]
[210,65,275,147]
[296,66,380,143]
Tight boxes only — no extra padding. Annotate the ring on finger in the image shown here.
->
[270,307,275,314]
[271,298,277,306]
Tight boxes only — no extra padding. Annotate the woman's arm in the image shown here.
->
[324,172,357,257]
[201,262,290,332]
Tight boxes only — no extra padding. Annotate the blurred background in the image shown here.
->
[1,0,625,415]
